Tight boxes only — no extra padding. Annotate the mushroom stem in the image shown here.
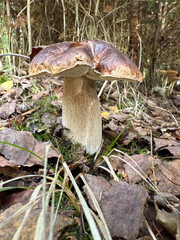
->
[62,76,102,154]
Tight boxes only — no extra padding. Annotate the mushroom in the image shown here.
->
[159,70,178,94]
[29,40,143,154]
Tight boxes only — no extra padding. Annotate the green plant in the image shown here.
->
[0,74,10,84]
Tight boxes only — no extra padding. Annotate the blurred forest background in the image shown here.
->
[0,0,179,91]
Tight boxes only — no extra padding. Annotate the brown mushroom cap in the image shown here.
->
[30,41,93,77]
[85,40,143,82]
[30,40,143,82]
[171,76,180,82]
[159,70,178,77]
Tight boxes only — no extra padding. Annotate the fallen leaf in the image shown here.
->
[109,154,124,175]
[101,181,147,239]
[149,160,180,195]
[40,112,57,127]
[113,113,132,122]
[107,105,119,114]
[158,145,180,158]
[0,189,34,209]
[0,128,58,166]
[155,202,180,239]
[123,132,137,145]
[26,139,58,166]
[83,174,110,211]
[123,154,161,183]
[0,80,13,90]
[101,112,110,119]
[0,100,16,119]
[32,90,49,100]
[84,174,148,239]
[154,138,180,151]
[0,203,75,240]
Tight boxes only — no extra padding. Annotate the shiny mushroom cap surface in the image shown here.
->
[30,40,143,82]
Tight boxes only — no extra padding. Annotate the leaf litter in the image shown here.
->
[0,73,180,239]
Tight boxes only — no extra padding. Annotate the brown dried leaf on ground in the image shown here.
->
[40,112,57,127]
[136,237,153,240]
[0,88,23,101]
[155,202,180,239]
[149,160,180,195]
[0,159,22,178]
[158,145,180,158]
[123,154,161,184]
[0,189,34,209]
[109,154,124,175]
[132,122,150,136]
[123,132,137,145]
[83,174,110,211]
[32,90,48,100]
[112,113,131,122]
[0,100,16,119]
[84,174,147,239]
[0,128,58,166]
[53,85,63,100]
[0,156,15,168]
[154,138,180,151]
[100,181,147,239]
[0,203,75,240]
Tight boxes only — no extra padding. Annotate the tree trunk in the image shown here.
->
[129,0,140,66]
[27,0,32,55]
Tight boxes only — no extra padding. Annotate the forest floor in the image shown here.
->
[0,70,180,240]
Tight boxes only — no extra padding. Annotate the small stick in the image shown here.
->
[0,53,29,59]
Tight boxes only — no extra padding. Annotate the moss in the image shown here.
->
[35,96,58,114]
[0,74,10,84]
[57,139,82,162]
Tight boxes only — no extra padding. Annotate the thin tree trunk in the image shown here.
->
[6,0,12,71]
[129,0,140,66]
[27,0,32,55]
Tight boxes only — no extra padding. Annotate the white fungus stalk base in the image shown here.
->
[62,76,102,154]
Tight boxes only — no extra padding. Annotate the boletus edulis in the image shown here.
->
[29,40,143,154]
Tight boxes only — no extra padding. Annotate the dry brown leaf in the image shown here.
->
[32,90,49,100]
[123,132,137,145]
[1,189,34,209]
[0,88,23,101]
[154,138,180,151]
[84,174,148,239]
[53,85,63,100]
[83,174,110,211]
[0,128,58,166]
[0,203,75,240]
[0,156,15,168]
[0,155,23,179]
[101,181,147,239]
[123,154,161,183]
[109,154,124,175]
[136,237,153,240]
[155,202,180,239]
[158,145,180,157]
[149,160,180,195]
[0,100,16,119]
[112,113,131,122]
[40,112,57,127]
[132,125,150,136]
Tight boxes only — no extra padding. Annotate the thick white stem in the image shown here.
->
[62,76,102,154]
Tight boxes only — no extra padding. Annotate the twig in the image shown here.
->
[0,53,29,59]
[17,0,34,17]
[98,80,108,98]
